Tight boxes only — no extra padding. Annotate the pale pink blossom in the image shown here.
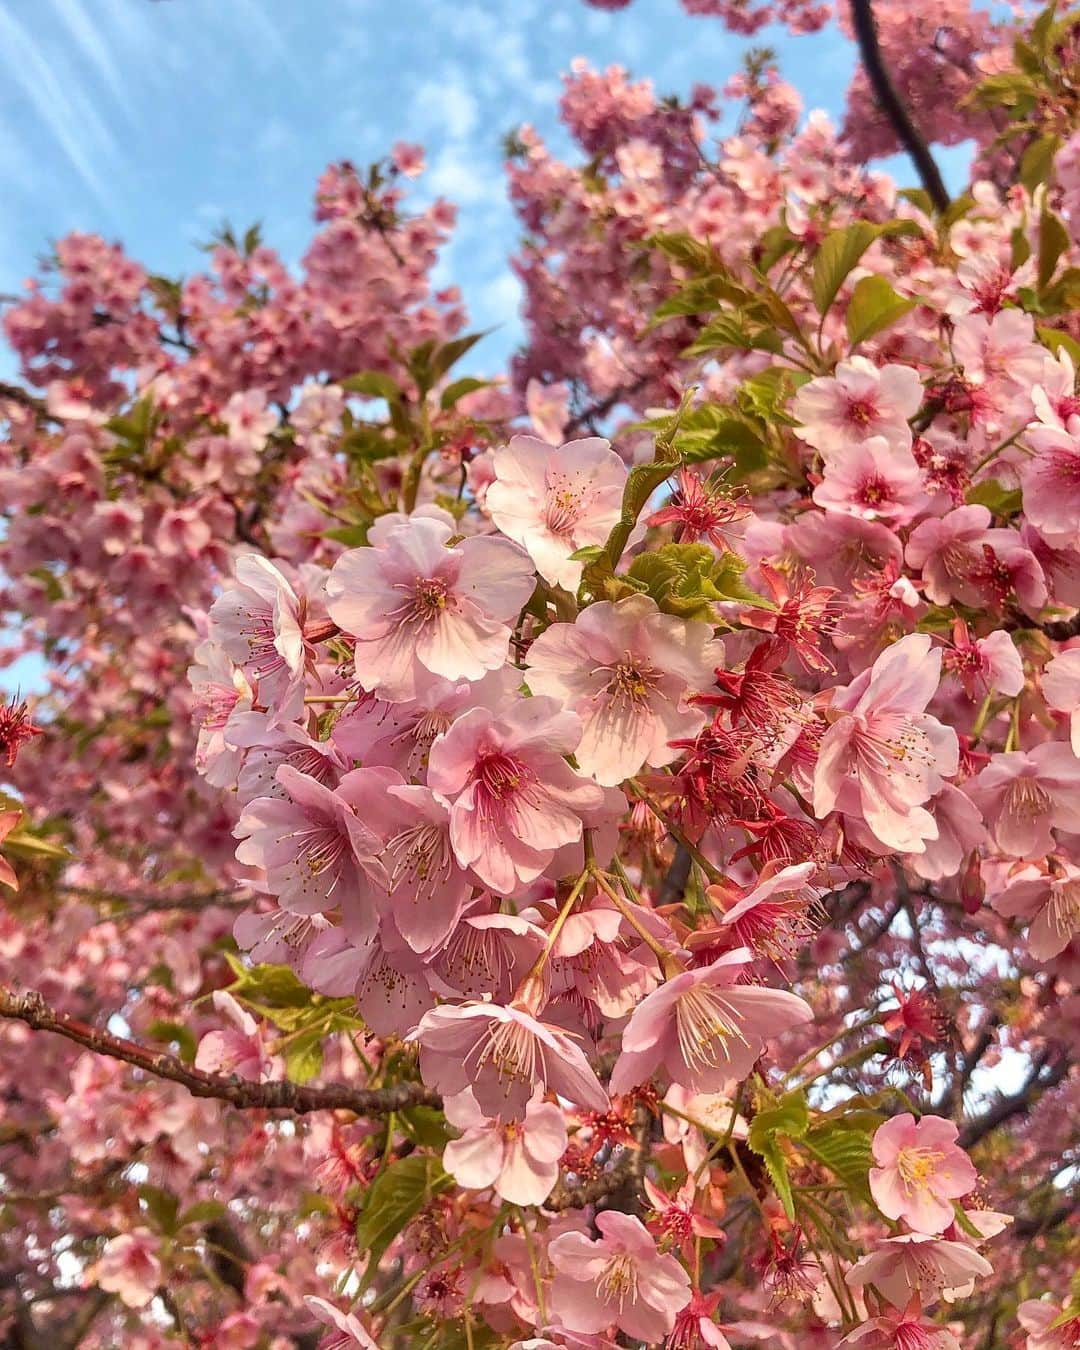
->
[869,1113,976,1233]
[1021,424,1080,546]
[209,554,309,708]
[525,379,571,446]
[194,990,282,1082]
[427,697,604,893]
[1031,350,1080,432]
[187,639,255,787]
[845,1234,992,1309]
[233,765,388,938]
[391,140,425,177]
[813,634,959,854]
[222,389,278,453]
[442,1089,567,1205]
[793,358,922,456]
[1017,1299,1080,1350]
[952,309,1047,391]
[486,434,627,591]
[325,515,534,701]
[524,595,723,786]
[969,744,1080,859]
[410,999,608,1119]
[548,1211,692,1342]
[942,622,1024,699]
[95,1229,162,1308]
[812,436,929,524]
[990,862,1080,961]
[304,1296,380,1350]
[906,783,986,882]
[904,505,993,606]
[1044,649,1080,755]
[609,948,813,1094]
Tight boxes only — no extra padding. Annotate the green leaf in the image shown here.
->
[845,275,917,347]
[440,376,494,410]
[1037,326,1080,365]
[812,223,884,316]
[400,1106,452,1150]
[748,1091,809,1153]
[428,331,489,385]
[146,1020,197,1064]
[1038,210,1071,291]
[679,418,767,477]
[1021,134,1062,193]
[683,313,783,358]
[812,221,919,315]
[138,1184,179,1236]
[758,1135,797,1221]
[178,1200,228,1228]
[340,370,403,402]
[966,479,1023,518]
[355,1154,452,1278]
[284,1026,325,1084]
[322,524,372,548]
[802,1122,876,1200]
[649,232,721,273]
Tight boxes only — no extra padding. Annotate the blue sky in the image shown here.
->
[0,0,961,375]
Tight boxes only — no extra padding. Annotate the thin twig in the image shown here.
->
[849,0,950,212]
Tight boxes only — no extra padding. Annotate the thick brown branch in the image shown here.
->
[849,0,950,213]
[0,985,438,1117]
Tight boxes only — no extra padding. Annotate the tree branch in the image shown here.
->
[959,1049,1071,1149]
[849,0,950,213]
[0,985,438,1117]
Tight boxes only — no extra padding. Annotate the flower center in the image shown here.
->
[857,474,892,508]
[598,1253,638,1311]
[387,821,453,897]
[474,751,526,801]
[1004,774,1051,823]
[605,658,656,707]
[475,1016,537,1086]
[845,395,878,428]
[410,576,451,621]
[543,480,583,536]
[896,1144,945,1194]
[674,984,749,1073]
[1048,880,1080,943]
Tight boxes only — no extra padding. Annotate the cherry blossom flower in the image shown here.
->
[222,389,278,453]
[869,1114,977,1233]
[941,620,1024,699]
[325,515,535,701]
[233,765,388,938]
[813,634,958,854]
[209,554,309,708]
[0,695,43,767]
[442,1089,567,1205]
[1017,1299,1080,1350]
[194,990,283,1082]
[1044,649,1080,756]
[845,1235,993,1309]
[609,948,813,1093]
[793,358,922,455]
[647,468,750,549]
[841,1298,960,1350]
[524,595,724,786]
[990,863,1080,961]
[811,436,929,525]
[969,745,1080,859]
[707,861,823,964]
[486,434,628,591]
[94,1229,162,1308]
[548,1211,692,1341]
[427,697,604,892]
[304,1296,380,1350]
[1021,425,1080,546]
[187,640,255,787]
[642,1175,724,1254]
[525,379,571,445]
[410,999,608,1119]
